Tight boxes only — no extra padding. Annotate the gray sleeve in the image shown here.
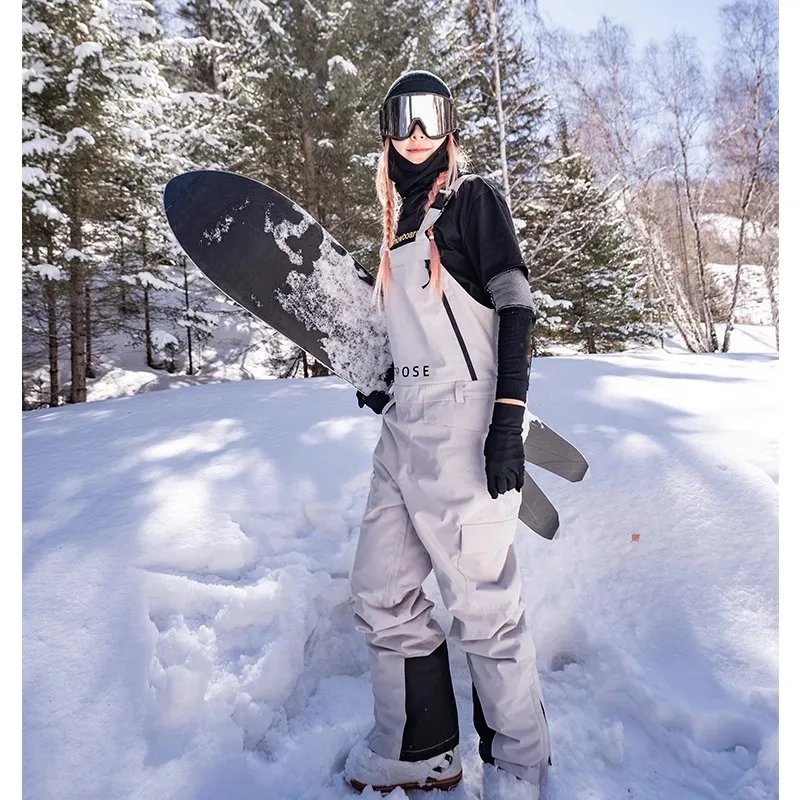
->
[486,268,534,313]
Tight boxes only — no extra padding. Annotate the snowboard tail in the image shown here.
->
[520,473,560,540]
[524,420,588,483]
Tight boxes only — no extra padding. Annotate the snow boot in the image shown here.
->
[344,738,462,793]
[481,762,547,800]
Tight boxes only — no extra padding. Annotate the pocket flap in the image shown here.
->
[423,395,494,432]
[460,517,518,554]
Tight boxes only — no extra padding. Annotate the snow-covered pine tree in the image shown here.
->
[84,0,191,378]
[529,123,661,353]
[437,0,553,350]
[443,0,549,210]
[162,0,443,379]
[23,0,73,406]
[22,0,176,403]
[167,254,219,376]
[121,264,179,368]
[221,0,440,260]
[157,0,308,379]
[158,0,244,171]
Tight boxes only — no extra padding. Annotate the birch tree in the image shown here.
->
[644,34,718,350]
[712,0,778,351]
[446,0,548,210]
[541,19,710,352]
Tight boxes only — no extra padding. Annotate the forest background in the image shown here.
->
[20,0,779,409]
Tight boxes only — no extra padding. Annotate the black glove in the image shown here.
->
[483,402,526,498]
[357,389,391,415]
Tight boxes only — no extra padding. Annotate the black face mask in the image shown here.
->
[388,138,450,208]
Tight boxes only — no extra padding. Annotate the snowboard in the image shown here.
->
[162,169,588,539]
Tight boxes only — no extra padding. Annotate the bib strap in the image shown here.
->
[414,174,472,242]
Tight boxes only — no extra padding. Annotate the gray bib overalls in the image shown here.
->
[350,176,551,783]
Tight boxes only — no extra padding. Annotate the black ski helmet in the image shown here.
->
[382,70,453,104]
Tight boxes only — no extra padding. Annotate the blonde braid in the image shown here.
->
[373,139,396,303]
[423,171,449,297]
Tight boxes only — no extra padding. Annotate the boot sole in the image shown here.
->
[349,770,463,793]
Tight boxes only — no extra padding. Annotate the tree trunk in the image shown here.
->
[46,280,60,406]
[761,233,779,349]
[298,109,331,379]
[68,194,87,403]
[678,162,717,351]
[141,227,155,368]
[301,125,320,220]
[764,261,779,349]
[310,358,329,377]
[673,174,690,275]
[721,202,750,353]
[576,287,594,353]
[721,265,743,352]
[282,349,303,379]
[119,230,131,315]
[45,240,60,407]
[182,257,195,375]
[209,17,221,93]
[85,278,95,378]
[488,0,512,206]
[144,283,154,368]
[298,52,320,218]
[722,172,759,352]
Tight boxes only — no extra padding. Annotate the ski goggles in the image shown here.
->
[379,93,456,140]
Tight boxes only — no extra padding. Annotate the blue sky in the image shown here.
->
[536,0,727,66]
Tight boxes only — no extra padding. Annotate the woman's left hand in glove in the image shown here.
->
[483,402,526,498]
[356,389,391,415]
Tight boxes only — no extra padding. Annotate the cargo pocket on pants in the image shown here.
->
[458,517,518,586]
[422,395,494,433]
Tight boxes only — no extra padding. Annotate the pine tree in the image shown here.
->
[161,0,442,379]
[172,254,218,375]
[219,0,440,259]
[159,0,244,170]
[529,125,662,353]
[441,1,550,224]
[23,0,73,406]
[22,0,176,403]
[435,0,560,357]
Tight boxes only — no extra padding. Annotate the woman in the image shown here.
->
[345,70,551,799]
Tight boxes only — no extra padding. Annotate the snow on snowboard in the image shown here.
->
[162,169,587,539]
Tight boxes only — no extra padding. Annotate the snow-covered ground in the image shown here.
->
[22,326,779,800]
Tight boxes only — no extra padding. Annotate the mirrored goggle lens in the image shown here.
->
[380,94,454,139]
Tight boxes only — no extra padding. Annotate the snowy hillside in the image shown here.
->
[697,213,777,327]
[22,328,778,800]
[707,263,774,326]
